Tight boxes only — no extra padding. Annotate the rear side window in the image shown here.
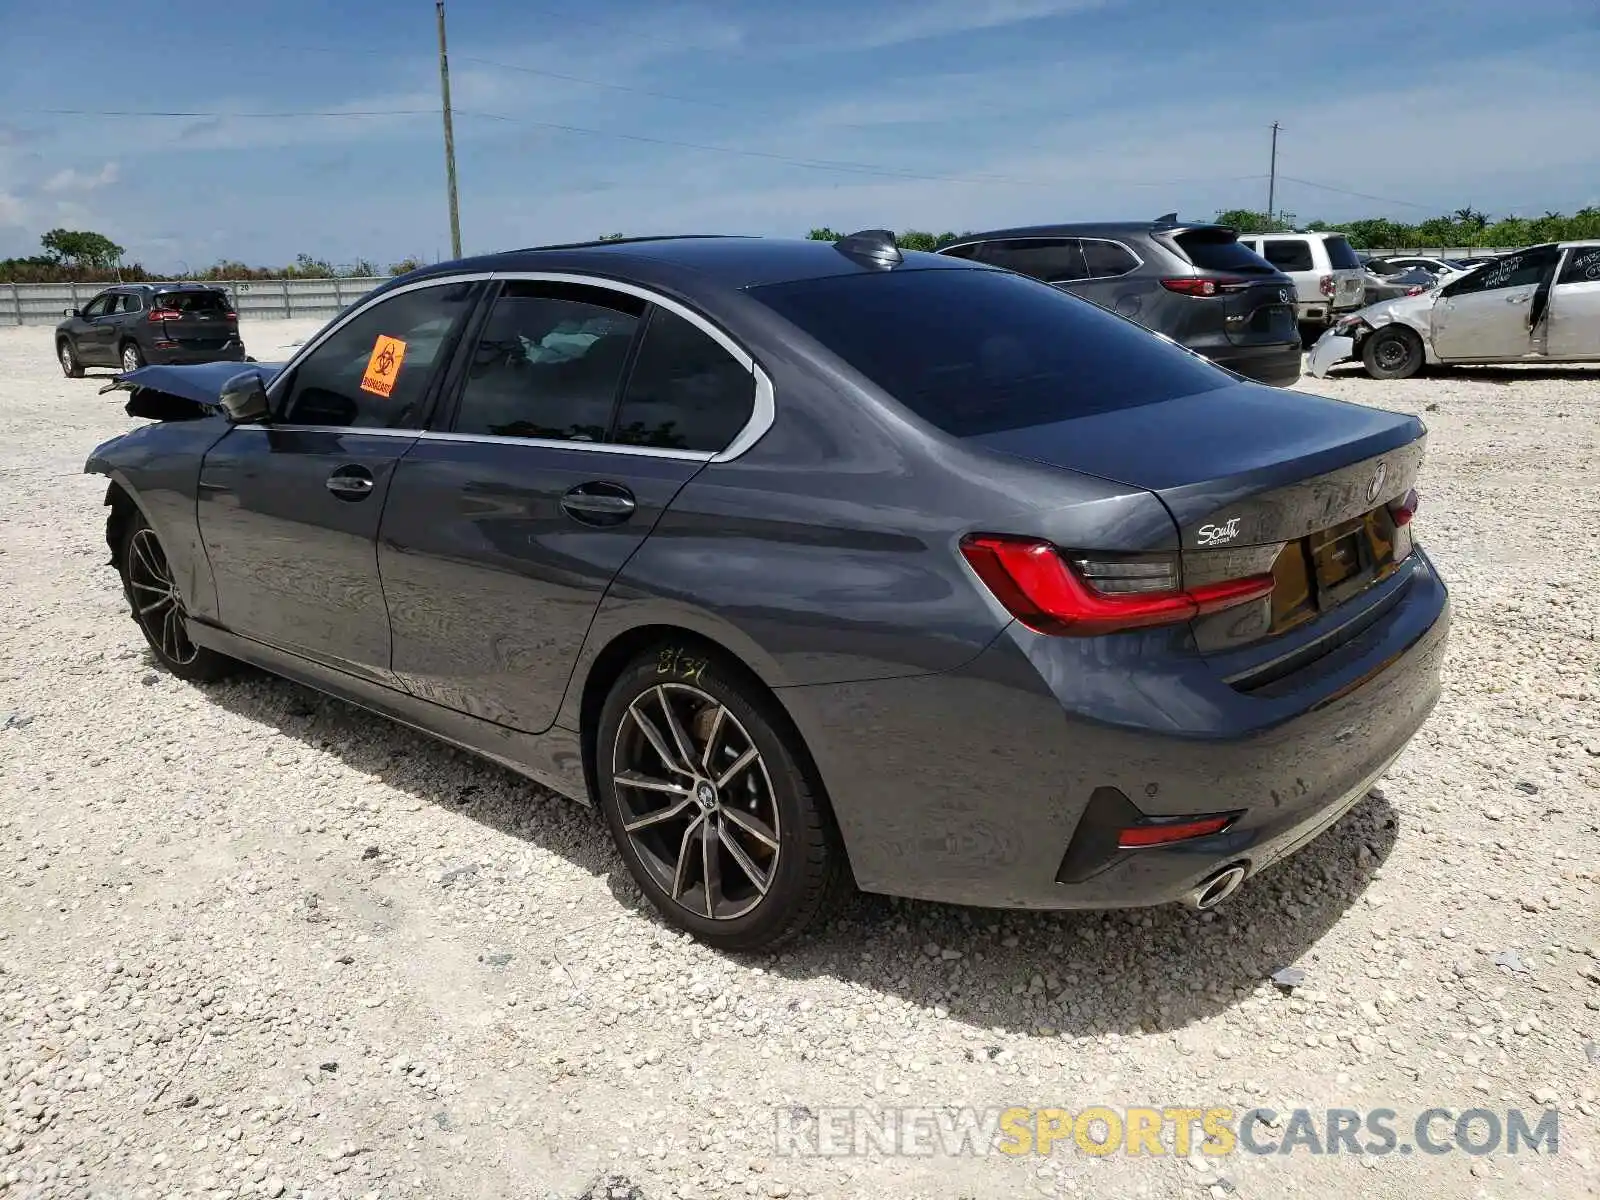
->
[1558,246,1600,285]
[1322,236,1362,270]
[454,281,643,442]
[979,238,1088,283]
[1173,230,1276,274]
[118,294,142,313]
[613,308,754,451]
[154,290,230,313]
[750,268,1229,438]
[1259,240,1315,272]
[1080,239,1139,278]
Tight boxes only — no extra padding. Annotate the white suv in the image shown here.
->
[1238,232,1367,330]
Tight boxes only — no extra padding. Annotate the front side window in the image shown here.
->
[454,281,642,442]
[613,308,754,451]
[1260,240,1314,272]
[1444,245,1560,296]
[1080,239,1139,278]
[1557,246,1600,285]
[82,294,115,318]
[979,238,1088,283]
[278,280,479,428]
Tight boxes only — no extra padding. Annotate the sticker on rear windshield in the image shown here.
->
[360,335,408,398]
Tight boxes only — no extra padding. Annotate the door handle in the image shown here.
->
[560,482,636,526]
[326,465,375,500]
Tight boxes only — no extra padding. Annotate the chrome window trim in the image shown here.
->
[933,235,1141,283]
[259,268,774,461]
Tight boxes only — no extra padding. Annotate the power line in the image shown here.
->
[1275,175,1435,211]
[26,107,434,119]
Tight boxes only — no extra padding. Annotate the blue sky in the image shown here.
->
[2,0,1598,270]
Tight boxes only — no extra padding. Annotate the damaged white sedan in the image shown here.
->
[1308,240,1600,379]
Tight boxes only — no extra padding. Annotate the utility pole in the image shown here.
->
[1266,121,1280,229]
[436,0,462,259]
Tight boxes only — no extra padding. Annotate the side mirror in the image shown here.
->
[218,370,270,424]
[64,307,81,318]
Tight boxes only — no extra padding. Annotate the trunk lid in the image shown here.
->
[1224,279,1300,346]
[152,289,237,350]
[970,382,1427,651]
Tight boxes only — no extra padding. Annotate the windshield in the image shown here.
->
[749,267,1231,438]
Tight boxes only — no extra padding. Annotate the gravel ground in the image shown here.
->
[1,318,1597,1200]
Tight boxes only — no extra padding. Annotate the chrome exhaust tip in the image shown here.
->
[1182,864,1248,911]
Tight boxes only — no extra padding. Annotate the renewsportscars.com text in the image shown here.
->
[774,1105,1560,1159]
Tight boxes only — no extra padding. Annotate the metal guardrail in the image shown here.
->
[2,277,389,326]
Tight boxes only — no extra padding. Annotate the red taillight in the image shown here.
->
[958,535,1273,637]
[226,312,238,321]
[148,308,182,322]
[1117,813,1238,849]
[1388,488,1419,526]
[1161,277,1218,297]
[1318,275,1335,297]
[1160,277,1252,297]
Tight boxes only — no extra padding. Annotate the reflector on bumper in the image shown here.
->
[1307,332,1354,378]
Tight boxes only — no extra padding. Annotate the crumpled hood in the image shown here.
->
[98,360,286,407]
[1343,290,1435,329]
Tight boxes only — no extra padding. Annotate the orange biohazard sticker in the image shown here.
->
[359,335,408,398]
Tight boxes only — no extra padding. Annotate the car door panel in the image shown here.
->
[380,439,705,732]
[194,278,483,683]
[79,295,117,363]
[198,427,416,683]
[1430,246,1561,361]
[1548,247,1600,359]
[1430,285,1537,360]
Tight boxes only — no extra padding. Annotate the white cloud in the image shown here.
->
[853,0,1112,48]
[41,161,119,193]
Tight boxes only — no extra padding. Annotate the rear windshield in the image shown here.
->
[749,267,1230,438]
[1322,236,1362,270]
[1172,230,1276,274]
[153,290,232,314]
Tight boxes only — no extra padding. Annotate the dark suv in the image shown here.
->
[56,283,246,377]
[936,218,1302,386]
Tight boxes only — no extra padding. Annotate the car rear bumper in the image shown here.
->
[144,343,246,365]
[1205,341,1303,387]
[784,550,1449,911]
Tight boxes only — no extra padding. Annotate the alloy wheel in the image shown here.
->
[611,683,781,920]
[122,344,142,372]
[60,344,75,374]
[126,528,199,666]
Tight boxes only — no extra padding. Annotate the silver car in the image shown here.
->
[1308,241,1600,379]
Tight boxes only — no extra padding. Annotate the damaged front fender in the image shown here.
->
[1305,292,1439,379]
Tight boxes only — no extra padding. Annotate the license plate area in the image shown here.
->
[1270,511,1398,634]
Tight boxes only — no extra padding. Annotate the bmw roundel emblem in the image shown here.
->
[1367,463,1387,503]
[1279,287,1293,303]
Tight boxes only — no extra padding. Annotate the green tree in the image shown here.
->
[806,227,846,241]
[388,257,425,276]
[40,228,125,270]
[1213,209,1297,233]
[597,232,626,242]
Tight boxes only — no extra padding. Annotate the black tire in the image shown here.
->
[119,341,145,373]
[596,647,847,951]
[118,512,237,683]
[1361,326,1424,380]
[58,338,84,378]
